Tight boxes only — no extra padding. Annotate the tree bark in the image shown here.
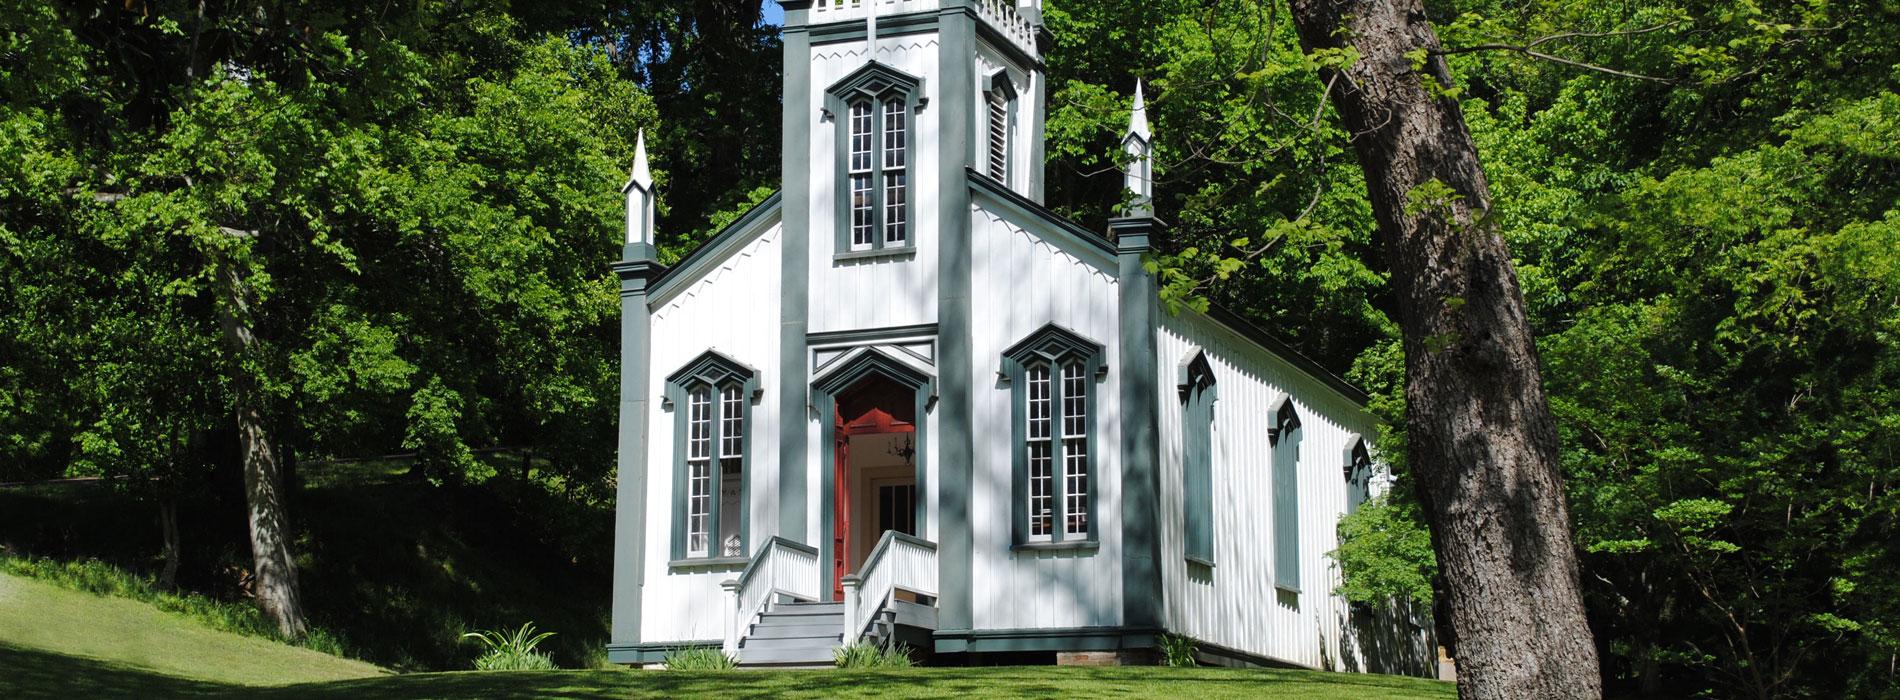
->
[157,496,181,591]
[214,261,309,640]
[1283,0,1603,697]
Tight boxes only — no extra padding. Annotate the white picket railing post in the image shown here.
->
[721,578,741,658]
[840,574,862,644]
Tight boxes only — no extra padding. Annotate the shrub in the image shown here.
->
[1158,634,1198,667]
[834,640,914,669]
[663,646,737,671]
[461,622,558,671]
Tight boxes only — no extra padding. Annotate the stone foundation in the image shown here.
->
[1055,649,1159,666]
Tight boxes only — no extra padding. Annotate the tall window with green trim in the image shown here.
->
[1271,401,1303,590]
[827,63,922,257]
[1005,325,1105,546]
[1180,352,1217,566]
[666,351,758,562]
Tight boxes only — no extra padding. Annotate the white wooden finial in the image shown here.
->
[623,130,656,247]
[1123,81,1155,215]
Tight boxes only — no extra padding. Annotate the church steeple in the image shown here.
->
[1122,81,1155,217]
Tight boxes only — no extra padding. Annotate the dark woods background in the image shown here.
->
[2,0,1896,695]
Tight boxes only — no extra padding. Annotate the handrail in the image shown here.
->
[725,537,822,656]
[842,531,939,643]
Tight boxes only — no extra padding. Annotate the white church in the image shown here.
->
[605,0,1434,672]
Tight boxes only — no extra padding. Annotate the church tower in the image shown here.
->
[773,0,1052,640]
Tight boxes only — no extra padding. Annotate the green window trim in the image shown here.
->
[1344,438,1372,514]
[1179,350,1217,567]
[664,350,760,563]
[1270,399,1302,592]
[825,62,925,259]
[1003,324,1106,548]
[984,69,1018,186]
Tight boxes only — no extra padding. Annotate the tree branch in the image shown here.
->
[1434,22,1684,84]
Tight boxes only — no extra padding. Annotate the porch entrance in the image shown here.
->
[832,373,919,599]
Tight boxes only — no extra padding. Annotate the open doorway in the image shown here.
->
[832,373,919,598]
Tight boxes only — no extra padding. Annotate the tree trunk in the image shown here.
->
[215,261,309,640]
[157,496,181,591]
[1283,0,1603,697]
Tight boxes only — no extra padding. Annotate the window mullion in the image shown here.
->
[870,100,886,249]
[1049,358,1069,543]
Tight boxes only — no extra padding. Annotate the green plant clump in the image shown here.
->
[663,646,737,671]
[462,622,558,671]
[833,640,914,669]
[1158,634,1198,668]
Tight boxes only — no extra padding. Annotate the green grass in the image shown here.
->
[0,572,383,692]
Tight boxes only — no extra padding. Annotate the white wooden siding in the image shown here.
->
[641,221,784,643]
[1156,310,1394,670]
[968,201,1124,631]
[807,38,943,334]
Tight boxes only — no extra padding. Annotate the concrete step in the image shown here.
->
[741,634,842,652]
[750,621,840,638]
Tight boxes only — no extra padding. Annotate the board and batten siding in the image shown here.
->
[806,37,943,335]
[968,201,1125,631]
[1155,310,1378,670]
[639,220,785,644]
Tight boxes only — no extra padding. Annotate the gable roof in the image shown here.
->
[648,191,783,304]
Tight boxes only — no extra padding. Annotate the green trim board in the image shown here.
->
[779,20,814,545]
[1180,349,1217,566]
[648,192,782,304]
[808,322,939,348]
[826,62,924,258]
[1111,214,1164,631]
[933,6,977,637]
[605,641,721,665]
[933,626,1160,654]
[812,348,936,602]
[609,256,660,649]
[663,351,761,563]
[1001,323,1106,547]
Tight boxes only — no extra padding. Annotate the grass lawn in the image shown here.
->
[0,567,1452,699]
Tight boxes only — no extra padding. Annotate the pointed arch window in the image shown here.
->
[1270,399,1303,591]
[1004,325,1105,547]
[666,351,760,563]
[828,63,923,258]
[1344,438,1373,514]
[1179,350,1217,566]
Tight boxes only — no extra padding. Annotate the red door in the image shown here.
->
[833,410,850,600]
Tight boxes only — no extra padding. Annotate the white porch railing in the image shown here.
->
[723,537,822,656]
[841,531,938,643]
[807,0,1040,58]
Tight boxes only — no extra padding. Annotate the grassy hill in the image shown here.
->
[0,457,614,671]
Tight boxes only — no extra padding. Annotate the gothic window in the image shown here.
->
[984,70,1018,186]
[1271,400,1303,591]
[828,64,922,257]
[1180,351,1217,566]
[666,351,759,562]
[1005,324,1105,547]
[1344,438,1372,514]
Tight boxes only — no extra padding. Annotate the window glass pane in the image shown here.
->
[1027,363,1052,538]
[720,386,744,457]
[849,101,873,172]
[687,387,713,556]
[883,172,906,244]
[882,99,907,169]
[1061,362,1088,536]
[851,174,874,246]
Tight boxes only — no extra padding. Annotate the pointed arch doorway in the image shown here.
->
[814,348,933,601]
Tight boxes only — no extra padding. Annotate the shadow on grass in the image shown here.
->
[0,642,228,699]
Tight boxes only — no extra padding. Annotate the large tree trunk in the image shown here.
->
[1283,0,1602,697]
[157,496,181,590]
[215,260,309,640]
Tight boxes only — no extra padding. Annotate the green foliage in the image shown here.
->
[1331,498,1437,608]
[833,640,915,669]
[662,646,736,671]
[1158,634,1199,668]
[462,622,558,671]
